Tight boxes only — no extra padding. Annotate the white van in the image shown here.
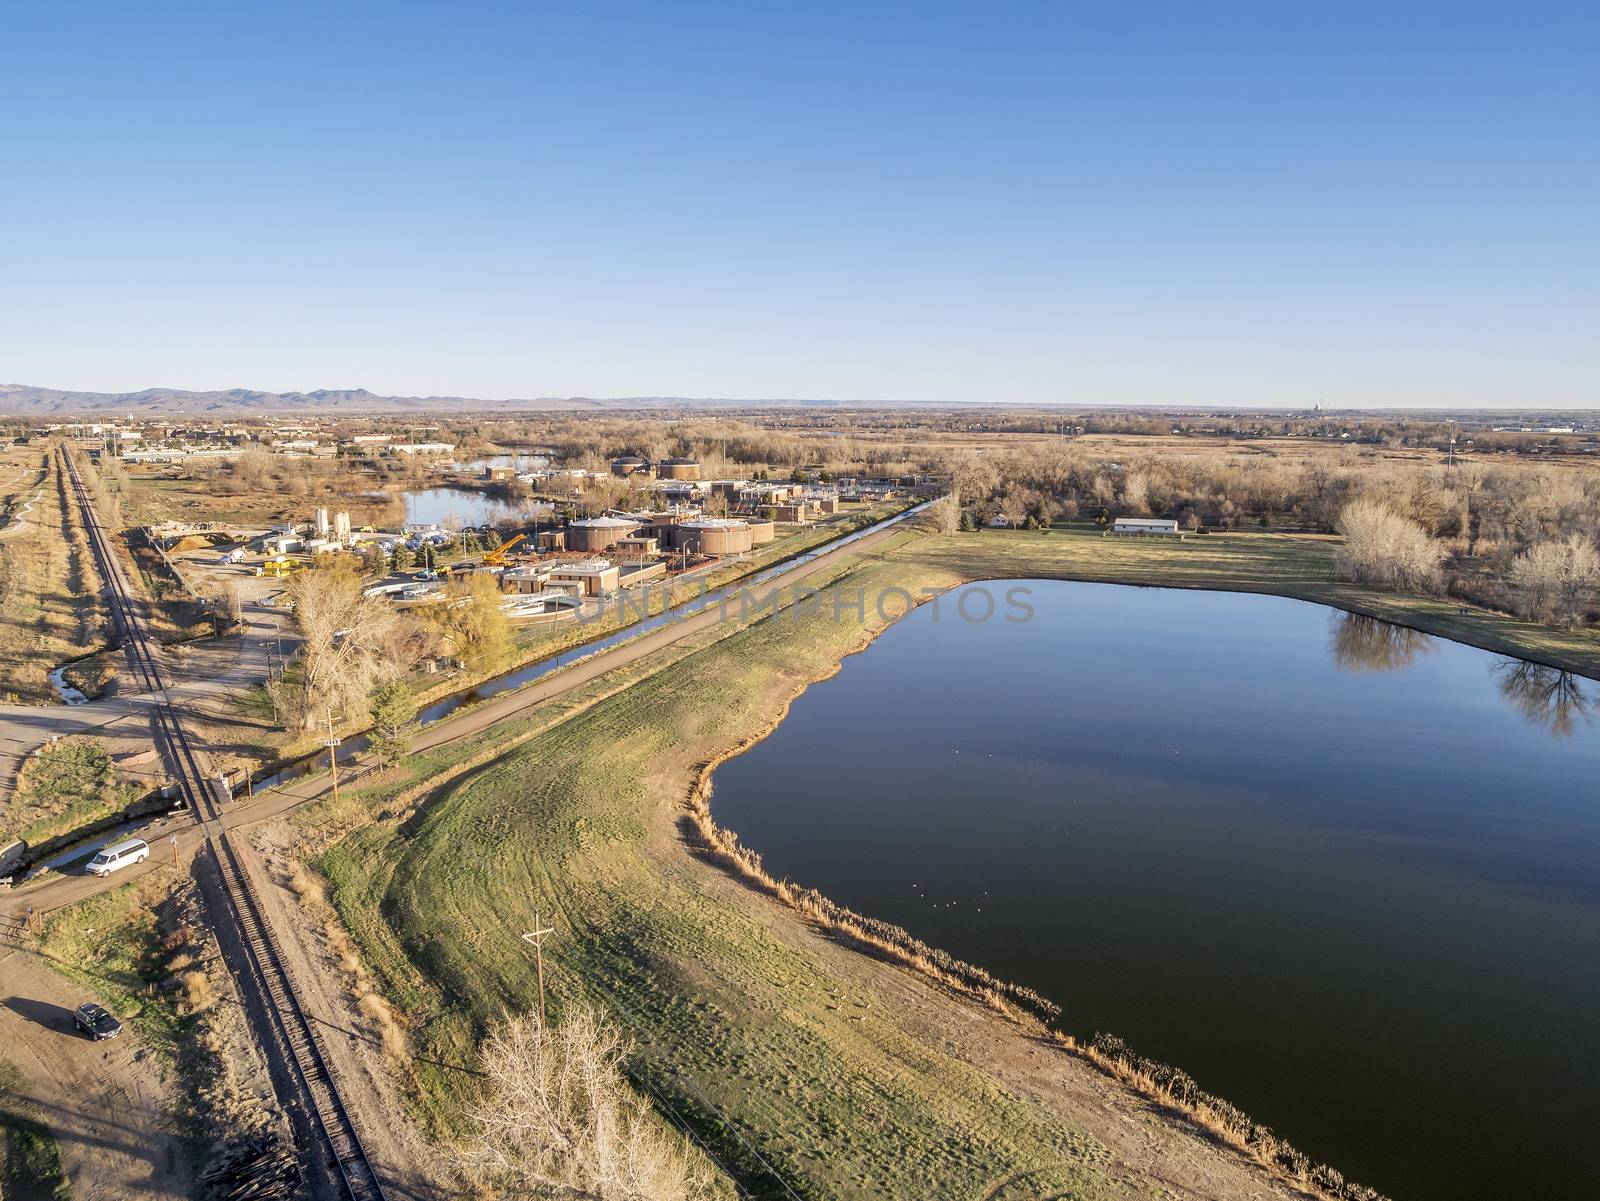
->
[85,838,150,877]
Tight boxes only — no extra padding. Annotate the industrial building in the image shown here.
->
[614,534,660,558]
[566,515,642,551]
[314,508,354,543]
[657,457,702,481]
[672,518,753,555]
[549,559,621,596]
[610,455,651,477]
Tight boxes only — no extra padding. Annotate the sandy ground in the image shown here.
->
[0,938,190,1201]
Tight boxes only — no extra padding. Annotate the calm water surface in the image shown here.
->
[403,486,522,527]
[711,581,1600,1201]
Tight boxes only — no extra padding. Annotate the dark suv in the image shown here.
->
[74,1003,123,1041]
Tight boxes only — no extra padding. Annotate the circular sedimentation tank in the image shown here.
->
[674,518,752,555]
[566,515,641,551]
[658,457,702,481]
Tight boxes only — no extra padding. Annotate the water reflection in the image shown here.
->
[1328,612,1436,674]
[1492,660,1593,738]
[403,487,523,528]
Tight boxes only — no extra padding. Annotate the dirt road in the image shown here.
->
[0,941,190,1201]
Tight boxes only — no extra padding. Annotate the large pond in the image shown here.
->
[709,581,1599,1201]
[402,486,524,528]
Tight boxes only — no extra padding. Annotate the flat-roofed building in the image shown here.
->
[549,559,620,596]
[1112,517,1181,536]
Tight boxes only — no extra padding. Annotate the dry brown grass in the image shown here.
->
[282,856,410,1065]
[179,969,218,1016]
[0,447,110,700]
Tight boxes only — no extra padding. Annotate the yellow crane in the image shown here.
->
[481,532,526,567]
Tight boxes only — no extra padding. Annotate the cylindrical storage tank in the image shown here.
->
[566,516,640,552]
[658,457,701,481]
[674,518,753,555]
[747,519,776,545]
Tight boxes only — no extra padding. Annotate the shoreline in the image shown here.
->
[297,527,1593,1198]
[684,575,1393,1201]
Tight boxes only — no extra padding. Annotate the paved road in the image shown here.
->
[3,509,924,918]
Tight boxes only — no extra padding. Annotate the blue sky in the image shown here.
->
[2,2,1596,407]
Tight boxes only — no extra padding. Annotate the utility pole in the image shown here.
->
[522,909,556,1028]
[322,710,342,806]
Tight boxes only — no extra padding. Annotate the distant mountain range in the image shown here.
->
[0,384,872,416]
[5,384,1592,421]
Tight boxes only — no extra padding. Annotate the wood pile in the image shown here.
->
[199,1133,302,1201]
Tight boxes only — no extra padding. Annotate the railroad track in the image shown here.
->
[61,447,388,1201]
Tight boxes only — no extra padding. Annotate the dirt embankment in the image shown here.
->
[243,822,460,1200]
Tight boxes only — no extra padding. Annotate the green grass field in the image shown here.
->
[305,522,1599,1199]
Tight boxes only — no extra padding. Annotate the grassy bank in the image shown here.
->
[301,522,1597,1198]
[264,500,913,765]
[1,738,142,853]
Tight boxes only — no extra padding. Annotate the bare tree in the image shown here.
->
[998,493,1027,529]
[1510,534,1600,627]
[217,584,244,632]
[276,564,414,730]
[458,1005,719,1201]
[926,495,960,534]
[1121,471,1151,516]
[1334,500,1443,593]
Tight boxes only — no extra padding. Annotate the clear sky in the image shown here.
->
[3,1,1596,407]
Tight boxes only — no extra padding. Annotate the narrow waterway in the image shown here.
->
[709,580,1600,1201]
[254,499,932,787]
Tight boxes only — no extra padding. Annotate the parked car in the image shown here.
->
[84,838,150,877]
[74,1002,123,1040]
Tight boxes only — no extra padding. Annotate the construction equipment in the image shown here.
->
[253,557,303,578]
[481,532,526,567]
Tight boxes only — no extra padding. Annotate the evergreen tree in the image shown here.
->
[368,681,416,766]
